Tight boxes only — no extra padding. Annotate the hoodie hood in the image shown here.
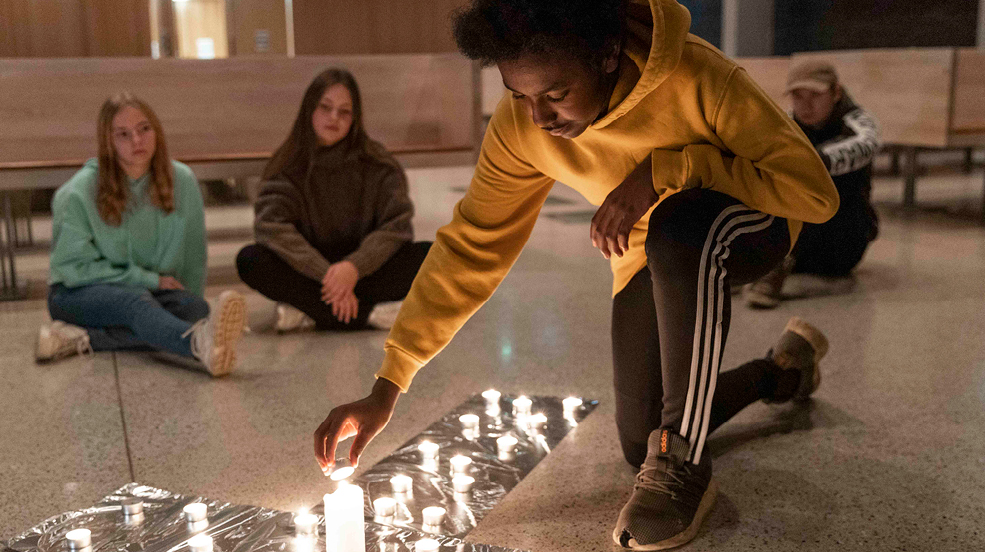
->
[593,0,691,129]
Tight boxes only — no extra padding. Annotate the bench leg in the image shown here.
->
[889,148,900,176]
[903,147,918,209]
[965,148,974,174]
[0,192,24,300]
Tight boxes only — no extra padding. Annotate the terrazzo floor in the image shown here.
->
[2,162,984,551]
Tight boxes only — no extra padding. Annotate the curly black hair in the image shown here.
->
[453,0,626,70]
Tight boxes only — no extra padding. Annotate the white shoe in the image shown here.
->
[186,290,247,377]
[367,301,403,330]
[36,321,92,363]
[275,303,315,333]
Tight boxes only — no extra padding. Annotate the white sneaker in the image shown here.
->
[367,301,403,330]
[275,303,315,333]
[186,290,247,377]
[36,321,93,363]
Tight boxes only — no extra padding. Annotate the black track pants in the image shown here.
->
[612,189,791,466]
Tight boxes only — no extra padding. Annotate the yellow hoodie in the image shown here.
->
[377,0,838,392]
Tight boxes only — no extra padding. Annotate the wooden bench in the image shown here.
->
[0,53,482,297]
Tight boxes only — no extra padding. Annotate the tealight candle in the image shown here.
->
[183,503,208,523]
[328,458,355,481]
[418,441,439,461]
[187,534,213,552]
[121,497,144,517]
[422,506,446,526]
[294,509,318,537]
[497,435,518,455]
[390,474,413,494]
[415,539,440,552]
[563,396,583,414]
[450,454,472,474]
[512,396,532,417]
[459,414,479,431]
[481,389,501,409]
[373,497,397,517]
[529,412,548,429]
[452,474,475,494]
[65,529,91,551]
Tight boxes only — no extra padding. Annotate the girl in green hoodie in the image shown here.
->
[38,93,247,377]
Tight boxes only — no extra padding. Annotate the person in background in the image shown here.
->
[37,92,247,376]
[236,69,431,332]
[745,60,880,308]
[312,1,839,549]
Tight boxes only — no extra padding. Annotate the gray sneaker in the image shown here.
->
[766,317,829,402]
[613,429,718,550]
[36,321,92,363]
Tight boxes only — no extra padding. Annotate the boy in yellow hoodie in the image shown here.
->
[314,0,839,548]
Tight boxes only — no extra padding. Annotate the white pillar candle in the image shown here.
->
[452,475,475,494]
[390,474,413,494]
[418,441,439,461]
[415,539,440,552]
[323,482,365,552]
[449,455,472,474]
[188,534,213,552]
[183,503,208,523]
[422,506,446,526]
[563,397,583,415]
[66,529,91,550]
[512,396,532,417]
[496,435,518,455]
[373,497,397,517]
[294,509,318,537]
[459,414,479,431]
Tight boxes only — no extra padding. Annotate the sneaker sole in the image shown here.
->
[612,477,719,551]
[208,291,246,377]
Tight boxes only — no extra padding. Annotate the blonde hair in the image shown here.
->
[96,92,174,226]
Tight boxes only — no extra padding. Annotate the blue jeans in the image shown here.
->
[48,284,210,358]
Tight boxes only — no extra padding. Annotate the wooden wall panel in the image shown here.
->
[0,54,476,165]
[293,0,468,55]
[231,0,287,55]
[173,0,229,58]
[792,48,954,148]
[952,49,985,135]
[734,57,791,108]
[0,0,150,57]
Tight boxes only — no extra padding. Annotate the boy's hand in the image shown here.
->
[314,378,401,473]
[590,155,662,259]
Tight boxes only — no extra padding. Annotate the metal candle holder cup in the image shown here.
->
[65,529,91,551]
[390,474,413,495]
[422,506,446,527]
[187,534,213,552]
[121,498,144,517]
[183,503,208,523]
[450,454,472,474]
[452,474,475,494]
[328,458,355,481]
[418,441,439,462]
[481,389,502,413]
[512,396,532,418]
[373,497,397,518]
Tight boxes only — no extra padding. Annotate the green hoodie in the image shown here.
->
[49,159,207,296]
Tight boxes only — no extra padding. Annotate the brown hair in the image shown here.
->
[96,92,174,226]
[263,68,395,183]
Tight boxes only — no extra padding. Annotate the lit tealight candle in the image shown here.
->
[497,435,518,455]
[418,441,439,461]
[121,498,144,517]
[481,389,501,409]
[563,396,583,413]
[415,539,440,552]
[373,497,397,518]
[452,475,475,494]
[459,414,480,431]
[390,474,413,494]
[450,454,472,474]
[65,529,91,551]
[529,412,548,429]
[512,396,532,417]
[183,503,208,523]
[294,509,318,537]
[187,534,213,552]
[328,458,355,481]
[422,506,446,527]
